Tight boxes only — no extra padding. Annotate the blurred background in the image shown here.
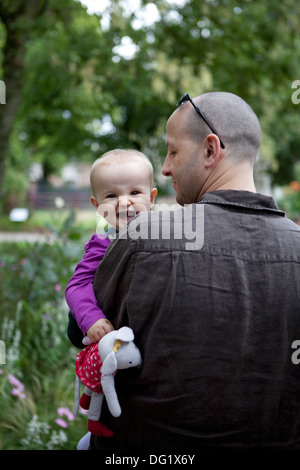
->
[0,0,299,450]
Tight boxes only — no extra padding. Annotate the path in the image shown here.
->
[0,232,56,243]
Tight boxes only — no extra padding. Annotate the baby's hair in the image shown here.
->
[90,149,154,196]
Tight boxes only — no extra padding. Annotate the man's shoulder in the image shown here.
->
[127,207,183,237]
[129,205,201,226]
[124,205,204,252]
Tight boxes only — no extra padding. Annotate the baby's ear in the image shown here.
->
[101,351,117,375]
[90,196,98,209]
[151,188,158,204]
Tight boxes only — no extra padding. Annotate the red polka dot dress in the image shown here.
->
[75,343,103,393]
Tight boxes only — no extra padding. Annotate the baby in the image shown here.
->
[65,149,157,345]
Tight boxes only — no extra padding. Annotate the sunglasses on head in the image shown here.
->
[177,93,225,149]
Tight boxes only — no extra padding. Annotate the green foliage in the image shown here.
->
[1,167,28,213]
[19,0,112,175]
[153,0,300,184]
[0,214,90,449]
[276,164,300,221]
[1,0,299,204]
[1,0,299,196]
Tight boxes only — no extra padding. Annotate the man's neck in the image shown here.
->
[198,161,256,199]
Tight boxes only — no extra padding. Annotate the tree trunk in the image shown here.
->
[0,1,48,202]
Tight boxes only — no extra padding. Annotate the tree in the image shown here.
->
[17,0,115,181]
[152,0,300,185]
[1,0,174,203]
[1,0,299,212]
[0,0,48,199]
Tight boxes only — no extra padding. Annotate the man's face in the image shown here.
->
[162,110,205,206]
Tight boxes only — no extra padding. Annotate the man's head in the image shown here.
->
[162,91,262,205]
[90,149,157,231]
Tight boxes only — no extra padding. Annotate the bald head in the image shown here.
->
[178,92,262,164]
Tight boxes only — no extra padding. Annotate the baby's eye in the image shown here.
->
[106,194,117,198]
[131,191,140,196]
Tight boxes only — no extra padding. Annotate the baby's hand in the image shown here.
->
[87,318,114,343]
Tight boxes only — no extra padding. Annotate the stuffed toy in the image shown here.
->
[73,326,142,437]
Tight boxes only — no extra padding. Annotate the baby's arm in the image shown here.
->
[65,234,114,342]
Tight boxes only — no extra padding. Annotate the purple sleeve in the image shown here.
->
[65,233,111,335]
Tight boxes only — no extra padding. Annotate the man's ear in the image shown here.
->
[204,134,222,169]
[90,196,99,210]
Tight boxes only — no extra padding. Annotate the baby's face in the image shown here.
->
[92,161,157,231]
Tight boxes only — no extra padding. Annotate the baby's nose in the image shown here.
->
[118,196,131,208]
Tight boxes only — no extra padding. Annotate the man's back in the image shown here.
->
[92,190,300,450]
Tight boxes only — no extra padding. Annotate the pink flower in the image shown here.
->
[54,284,61,292]
[11,387,20,396]
[55,418,68,428]
[57,407,66,416]
[8,374,24,390]
[57,407,74,421]
[8,374,26,400]
[11,388,26,400]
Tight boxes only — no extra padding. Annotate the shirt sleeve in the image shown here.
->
[65,233,111,335]
[92,231,133,330]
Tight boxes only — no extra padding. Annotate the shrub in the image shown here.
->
[277,165,300,223]
[0,212,92,449]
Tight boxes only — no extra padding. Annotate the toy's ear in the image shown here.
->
[101,351,117,375]
[115,327,134,343]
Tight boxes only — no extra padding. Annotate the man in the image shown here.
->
[91,92,300,450]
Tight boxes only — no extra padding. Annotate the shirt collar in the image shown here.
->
[198,190,285,217]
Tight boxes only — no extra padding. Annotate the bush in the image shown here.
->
[1,168,28,215]
[0,212,92,449]
[277,164,300,223]
[277,181,300,222]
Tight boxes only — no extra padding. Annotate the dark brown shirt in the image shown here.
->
[93,190,300,450]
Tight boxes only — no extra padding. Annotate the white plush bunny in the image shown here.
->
[74,327,142,437]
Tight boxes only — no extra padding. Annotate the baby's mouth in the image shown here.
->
[118,211,137,221]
